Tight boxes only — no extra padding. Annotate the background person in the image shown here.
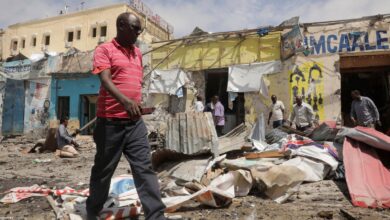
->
[350,90,381,128]
[268,95,285,128]
[194,95,205,112]
[212,95,225,136]
[289,96,314,132]
[55,117,79,158]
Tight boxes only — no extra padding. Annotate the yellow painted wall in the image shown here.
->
[2,3,171,60]
[284,54,341,124]
[151,32,281,71]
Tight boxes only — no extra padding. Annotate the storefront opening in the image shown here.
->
[80,94,97,134]
[340,53,390,133]
[204,68,245,135]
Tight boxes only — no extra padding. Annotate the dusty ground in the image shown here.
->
[0,135,389,220]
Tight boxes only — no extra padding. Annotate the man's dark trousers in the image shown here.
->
[86,118,166,220]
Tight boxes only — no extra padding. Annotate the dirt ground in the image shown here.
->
[0,135,389,220]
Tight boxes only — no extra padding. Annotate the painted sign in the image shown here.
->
[129,0,174,33]
[282,25,304,60]
[24,79,51,135]
[2,59,31,73]
[289,60,325,122]
[304,30,389,55]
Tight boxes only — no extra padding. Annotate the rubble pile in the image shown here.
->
[1,114,389,219]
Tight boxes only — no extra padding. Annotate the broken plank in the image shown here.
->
[245,150,290,159]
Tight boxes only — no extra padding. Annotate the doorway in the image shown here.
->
[80,94,97,134]
[2,79,25,135]
[340,53,390,132]
[204,68,245,134]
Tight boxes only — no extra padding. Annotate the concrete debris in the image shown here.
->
[317,210,333,219]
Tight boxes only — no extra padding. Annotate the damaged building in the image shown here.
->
[147,14,390,134]
[0,2,173,136]
[147,27,282,135]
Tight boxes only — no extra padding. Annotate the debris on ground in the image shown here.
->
[1,119,390,219]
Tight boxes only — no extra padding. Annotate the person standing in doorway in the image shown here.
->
[268,95,285,128]
[350,90,381,128]
[289,96,314,132]
[212,95,225,136]
[194,95,205,112]
[86,13,165,220]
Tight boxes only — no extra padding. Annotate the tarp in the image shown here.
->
[162,170,253,212]
[251,164,306,203]
[344,137,390,208]
[227,61,282,93]
[336,126,390,151]
[149,69,190,95]
[309,122,338,141]
[282,156,331,182]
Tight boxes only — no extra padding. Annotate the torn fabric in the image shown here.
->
[227,61,281,93]
[149,69,190,95]
[162,170,253,212]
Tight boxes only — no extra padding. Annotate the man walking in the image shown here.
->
[268,95,285,128]
[212,95,225,136]
[350,90,381,128]
[289,96,314,132]
[86,13,165,220]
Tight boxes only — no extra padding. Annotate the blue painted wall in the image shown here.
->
[50,75,100,120]
[2,79,25,135]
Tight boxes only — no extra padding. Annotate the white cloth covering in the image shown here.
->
[149,69,190,95]
[227,61,282,95]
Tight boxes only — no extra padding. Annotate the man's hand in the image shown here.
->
[123,99,141,118]
[71,140,80,148]
[351,118,357,126]
[376,120,382,127]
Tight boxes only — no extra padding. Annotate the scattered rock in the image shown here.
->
[317,210,333,219]
[340,209,357,220]
[166,215,183,220]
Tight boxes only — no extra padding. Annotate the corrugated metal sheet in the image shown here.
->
[166,112,219,155]
[218,124,250,155]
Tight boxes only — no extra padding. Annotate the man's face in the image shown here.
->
[119,16,142,46]
[351,92,359,100]
[271,96,276,103]
[296,98,302,106]
[64,120,69,127]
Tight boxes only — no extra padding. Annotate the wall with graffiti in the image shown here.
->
[24,79,51,137]
[288,55,340,123]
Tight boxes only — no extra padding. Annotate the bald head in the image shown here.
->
[295,96,303,106]
[116,12,142,46]
[271,95,277,104]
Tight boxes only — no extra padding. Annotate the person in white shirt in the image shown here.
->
[289,96,314,132]
[194,95,205,112]
[268,95,285,128]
